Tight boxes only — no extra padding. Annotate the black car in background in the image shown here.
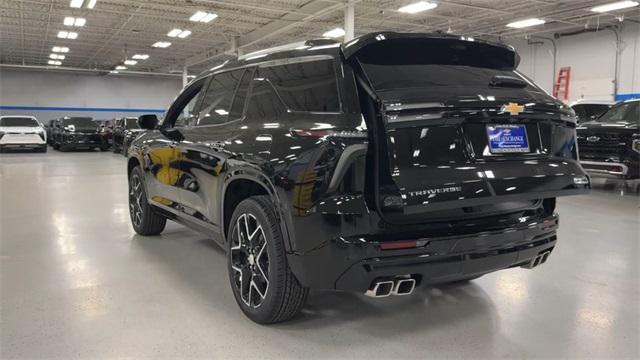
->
[112,117,142,155]
[577,99,639,178]
[52,116,109,151]
[45,119,57,145]
[126,32,590,324]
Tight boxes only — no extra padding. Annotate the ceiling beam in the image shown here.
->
[185,0,348,67]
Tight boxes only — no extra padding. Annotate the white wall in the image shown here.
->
[509,22,640,102]
[0,68,183,121]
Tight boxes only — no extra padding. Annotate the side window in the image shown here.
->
[245,80,287,119]
[174,94,202,127]
[258,59,340,112]
[197,69,245,126]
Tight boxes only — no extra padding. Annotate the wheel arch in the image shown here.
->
[221,170,293,252]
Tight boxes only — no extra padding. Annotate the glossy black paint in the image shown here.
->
[51,117,108,151]
[128,32,589,292]
[112,117,142,155]
[577,100,640,179]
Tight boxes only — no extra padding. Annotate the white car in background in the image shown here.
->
[0,116,47,153]
[569,99,616,123]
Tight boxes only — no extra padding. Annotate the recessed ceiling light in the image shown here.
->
[323,27,345,38]
[167,29,191,38]
[124,60,138,65]
[49,54,66,60]
[115,65,127,70]
[152,41,171,48]
[64,17,86,27]
[167,28,182,37]
[506,18,546,28]
[69,0,96,8]
[190,11,218,23]
[398,1,438,14]
[591,1,639,12]
[52,46,70,53]
[48,60,62,66]
[57,31,78,39]
[177,30,191,38]
[132,54,149,60]
[109,70,119,74]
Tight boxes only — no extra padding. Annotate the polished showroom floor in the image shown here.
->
[1,150,638,359]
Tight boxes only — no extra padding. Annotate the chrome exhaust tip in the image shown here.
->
[521,251,552,269]
[364,280,394,297]
[393,278,416,295]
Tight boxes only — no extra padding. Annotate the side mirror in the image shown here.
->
[138,114,159,130]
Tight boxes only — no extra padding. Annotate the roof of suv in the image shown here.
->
[193,31,518,83]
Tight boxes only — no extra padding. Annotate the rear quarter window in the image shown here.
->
[258,59,340,113]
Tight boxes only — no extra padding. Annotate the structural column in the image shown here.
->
[344,1,355,42]
[182,64,189,87]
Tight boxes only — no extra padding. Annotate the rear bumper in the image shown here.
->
[287,214,559,292]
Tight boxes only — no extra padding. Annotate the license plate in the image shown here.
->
[486,124,529,153]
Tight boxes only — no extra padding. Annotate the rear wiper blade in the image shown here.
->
[490,75,527,88]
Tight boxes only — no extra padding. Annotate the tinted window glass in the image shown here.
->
[174,92,202,127]
[229,68,254,119]
[124,118,140,129]
[63,117,95,126]
[572,104,611,121]
[0,117,38,127]
[259,60,339,112]
[245,80,286,119]
[362,64,533,91]
[197,69,245,126]
[598,102,639,123]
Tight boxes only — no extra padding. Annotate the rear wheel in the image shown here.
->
[129,166,167,235]
[227,196,308,324]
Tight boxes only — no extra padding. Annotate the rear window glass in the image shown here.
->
[0,117,38,127]
[124,118,140,129]
[258,59,340,112]
[362,64,532,91]
[63,117,95,126]
[598,101,639,123]
[572,104,611,121]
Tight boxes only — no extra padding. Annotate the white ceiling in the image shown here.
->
[1,0,638,75]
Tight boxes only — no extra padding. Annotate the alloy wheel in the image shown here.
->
[129,173,144,227]
[230,213,270,308]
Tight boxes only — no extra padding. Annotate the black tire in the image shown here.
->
[53,142,60,150]
[39,145,47,153]
[113,144,120,153]
[100,146,109,152]
[227,196,308,324]
[128,166,167,235]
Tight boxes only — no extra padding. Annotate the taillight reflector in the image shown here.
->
[380,240,417,250]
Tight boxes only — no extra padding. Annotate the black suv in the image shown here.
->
[127,32,590,324]
[52,117,109,151]
[577,99,639,178]
[112,117,142,155]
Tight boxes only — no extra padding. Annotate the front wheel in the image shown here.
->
[129,166,167,235]
[227,196,308,324]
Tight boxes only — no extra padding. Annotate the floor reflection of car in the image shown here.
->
[51,116,109,152]
[0,115,47,153]
[125,32,590,324]
[112,117,142,155]
[569,99,615,123]
[577,99,639,179]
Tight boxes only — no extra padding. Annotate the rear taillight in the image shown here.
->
[380,240,417,250]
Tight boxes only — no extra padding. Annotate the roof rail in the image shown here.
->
[238,38,340,61]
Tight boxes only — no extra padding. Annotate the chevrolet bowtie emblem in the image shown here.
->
[501,102,525,116]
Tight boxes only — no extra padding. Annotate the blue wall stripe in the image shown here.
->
[615,93,640,101]
[0,105,165,113]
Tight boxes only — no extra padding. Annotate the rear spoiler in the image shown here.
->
[341,32,520,71]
